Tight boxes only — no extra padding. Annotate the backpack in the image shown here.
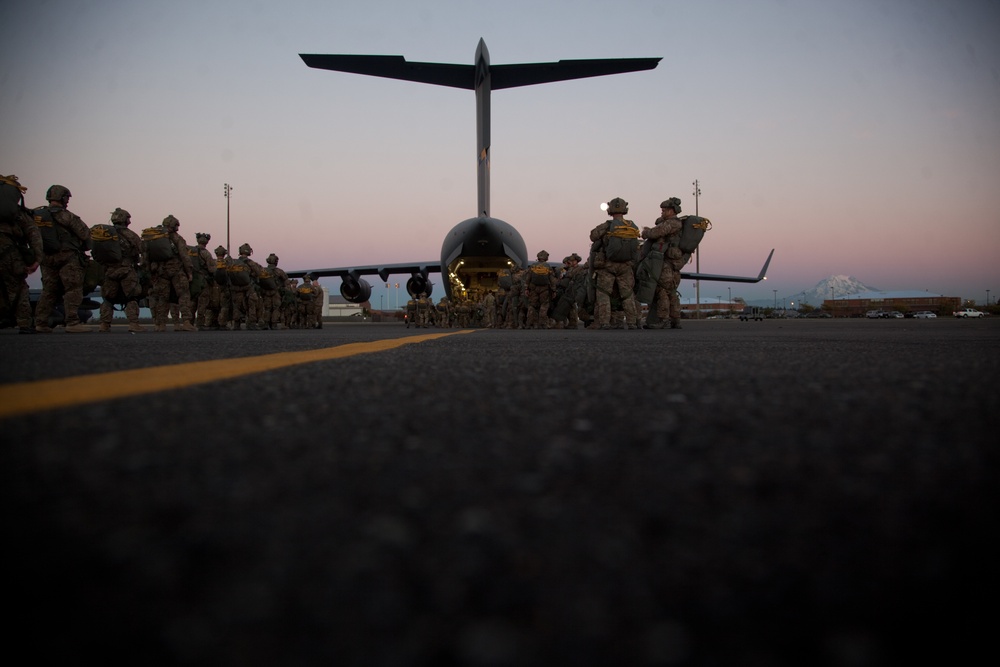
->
[529,263,551,286]
[604,219,640,262]
[298,285,316,301]
[258,267,278,290]
[33,207,64,254]
[214,258,230,285]
[678,215,711,254]
[141,226,175,261]
[90,224,123,264]
[0,176,26,227]
[227,258,252,286]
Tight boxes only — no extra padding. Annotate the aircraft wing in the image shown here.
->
[680,249,774,284]
[285,262,441,283]
[491,58,661,89]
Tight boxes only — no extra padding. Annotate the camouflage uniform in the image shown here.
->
[481,291,496,328]
[34,185,93,332]
[98,208,145,332]
[259,254,289,330]
[525,250,556,329]
[416,292,432,327]
[190,233,216,329]
[297,275,318,328]
[205,245,232,330]
[0,175,43,332]
[590,197,640,329]
[145,215,196,332]
[283,278,298,328]
[310,279,324,328]
[230,243,263,330]
[642,198,685,329]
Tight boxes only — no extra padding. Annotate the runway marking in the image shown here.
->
[0,330,476,419]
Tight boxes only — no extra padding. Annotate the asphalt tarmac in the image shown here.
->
[3,318,998,666]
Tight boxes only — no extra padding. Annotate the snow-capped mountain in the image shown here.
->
[788,275,878,306]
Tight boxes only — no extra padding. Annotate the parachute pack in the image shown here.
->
[0,175,27,227]
[214,258,230,285]
[33,207,64,254]
[529,263,551,286]
[604,219,641,262]
[141,226,174,262]
[258,268,278,291]
[227,258,252,286]
[297,285,316,301]
[678,215,711,254]
[90,224,123,264]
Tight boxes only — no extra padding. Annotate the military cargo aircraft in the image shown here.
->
[289,39,772,303]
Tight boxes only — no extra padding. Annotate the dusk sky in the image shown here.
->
[3,0,998,306]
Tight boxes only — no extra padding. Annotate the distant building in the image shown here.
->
[823,290,960,317]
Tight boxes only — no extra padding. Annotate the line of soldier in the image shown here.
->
[408,196,690,331]
[0,177,325,333]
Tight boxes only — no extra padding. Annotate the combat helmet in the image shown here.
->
[110,208,131,226]
[162,214,180,230]
[606,197,628,214]
[660,197,682,214]
[267,253,279,265]
[196,232,211,243]
[46,184,71,202]
[537,250,549,261]
[238,243,253,256]
[214,245,227,256]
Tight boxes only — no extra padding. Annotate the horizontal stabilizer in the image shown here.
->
[492,58,661,90]
[300,54,475,89]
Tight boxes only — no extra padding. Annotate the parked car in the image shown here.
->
[953,308,986,318]
[866,310,885,319]
[739,307,763,321]
[886,311,904,319]
[913,311,937,319]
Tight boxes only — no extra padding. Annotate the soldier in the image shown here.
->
[259,253,289,330]
[190,233,215,329]
[0,174,43,333]
[435,296,451,328]
[416,291,432,327]
[641,197,685,329]
[590,197,640,329]
[297,274,317,328]
[205,245,232,330]
[525,250,556,329]
[310,277,324,328]
[33,185,94,333]
[283,278,298,328]
[144,215,196,332]
[97,208,145,333]
[481,290,496,328]
[552,253,582,329]
[229,243,263,330]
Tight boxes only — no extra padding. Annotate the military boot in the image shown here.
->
[99,322,112,333]
[128,322,147,333]
[66,323,94,333]
[153,324,167,332]
[177,322,198,332]
[35,325,53,333]
[670,318,682,329]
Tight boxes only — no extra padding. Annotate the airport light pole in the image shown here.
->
[728,287,731,317]
[773,289,777,311]
[223,183,233,256]
[693,179,701,319]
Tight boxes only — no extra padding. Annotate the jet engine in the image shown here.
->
[406,274,433,298]
[340,274,372,303]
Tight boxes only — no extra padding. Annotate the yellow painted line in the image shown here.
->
[0,330,476,419]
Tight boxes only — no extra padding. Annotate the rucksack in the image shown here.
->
[33,207,64,254]
[141,226,175,262]
[529,263,551,286]
[0,176,26,227]
[90,224,123,264]
[258,267,278,290]
[678,215,711,254]
[604,219,640,262]
[214,258,230,285]
[227,258,252,286]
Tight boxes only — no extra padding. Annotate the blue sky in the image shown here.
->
[3,0,998,305]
